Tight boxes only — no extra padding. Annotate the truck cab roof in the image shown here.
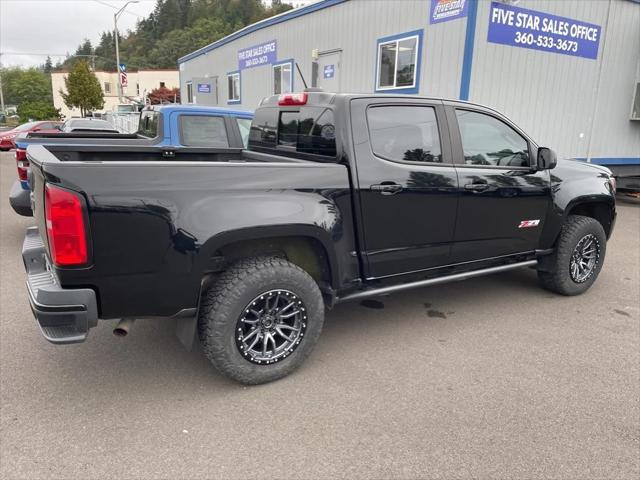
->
[142,104,253,119]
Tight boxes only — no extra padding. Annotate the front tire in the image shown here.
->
[198,256,325,385]
[538,215,607,296]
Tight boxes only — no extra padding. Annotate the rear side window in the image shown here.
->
[236,118,251,148]
[180,115,229,147]
[138,111,159,138]
[367,105,442,163]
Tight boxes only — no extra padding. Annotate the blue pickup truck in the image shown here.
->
[9,105,253,216]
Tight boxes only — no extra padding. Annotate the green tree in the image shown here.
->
[43,56,53,74]
[59,60,104,116]
[17,101,61,122]
[0,67,52,105]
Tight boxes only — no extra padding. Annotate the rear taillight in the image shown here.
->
[45,184,88,266]
[278,93,308,106]
[15,149,28,181]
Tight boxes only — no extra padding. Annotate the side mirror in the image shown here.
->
[537,147,557,170]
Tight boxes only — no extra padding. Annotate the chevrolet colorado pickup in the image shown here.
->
[22,92,616,384]
[9,105,252,216]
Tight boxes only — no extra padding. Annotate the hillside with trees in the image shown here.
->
[58,0,294,71]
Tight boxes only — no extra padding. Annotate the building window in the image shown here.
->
[375,29,422,94]
[160,81,166,88]
[273,61,293,95]
[186,82,193,104]
[136,83,140,95]
[104,82,111,94]
[227,71,240,103]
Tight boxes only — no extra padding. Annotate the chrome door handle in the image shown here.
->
[464,183,490,192]
[371,183,403,195]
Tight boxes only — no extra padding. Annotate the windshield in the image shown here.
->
[64,119,113,130]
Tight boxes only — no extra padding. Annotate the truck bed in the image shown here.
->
[26,144,356,319]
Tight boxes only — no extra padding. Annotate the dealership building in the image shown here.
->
[178,0,639,168]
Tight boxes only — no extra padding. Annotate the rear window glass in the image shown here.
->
[248,109,277,148]
[249,106,336,157]
[180,115,229,147]
[138,111,159,138]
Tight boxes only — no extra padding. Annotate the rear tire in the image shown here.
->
[538,215,606,296]
[198,256,324,385]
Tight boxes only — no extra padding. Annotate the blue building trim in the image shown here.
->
[374,29,424,95]
[273,58,295,94]
[178,0,348,64]
[226,70,241,105]
[459,0,479,100]
[575,157,640,166]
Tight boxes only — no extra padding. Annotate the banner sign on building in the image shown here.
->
[323,64,335,79]
[487,2,601,60]
[119,63,128,87]
[429,0,468,24]
[238,40,277,70]
[197,83,212,93]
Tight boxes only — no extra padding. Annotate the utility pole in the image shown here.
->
[114,1,139,103]
[0,53,5,113]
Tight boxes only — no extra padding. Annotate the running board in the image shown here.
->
[336,260,538,303]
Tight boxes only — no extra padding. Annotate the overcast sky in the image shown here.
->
[0,0,313,69]
[1,0,163,68]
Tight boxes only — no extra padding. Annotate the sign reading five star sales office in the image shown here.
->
[238,40,277,70]
[487,2,601,60]
[430,0,468,24]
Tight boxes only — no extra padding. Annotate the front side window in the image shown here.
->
[273,62,292,95]
[376,32,421,91]
[367,105,442,163]
[455,110,530,167]
[227,72,240,103]
[236,118,251,148]
[186,82,193,104]
[180,115,229,147]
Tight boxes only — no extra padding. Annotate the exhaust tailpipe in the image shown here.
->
[114,318,135,337]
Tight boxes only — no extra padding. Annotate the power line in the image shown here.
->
[91,0,146,18]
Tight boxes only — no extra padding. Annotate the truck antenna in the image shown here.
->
[295,62,308,89]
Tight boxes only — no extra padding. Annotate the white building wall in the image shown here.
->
[52,69,179,118]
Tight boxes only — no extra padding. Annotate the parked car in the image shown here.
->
[21,92,616,385]
[0,121,62,151]
[9,105,253,217]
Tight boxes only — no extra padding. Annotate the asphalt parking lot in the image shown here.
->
[0,151,638,479]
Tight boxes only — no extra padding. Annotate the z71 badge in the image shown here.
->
[518,219,540,228]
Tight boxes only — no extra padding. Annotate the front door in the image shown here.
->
[447,106,551,262]
[351,99,459,279]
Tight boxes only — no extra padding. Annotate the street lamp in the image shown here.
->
[114,0,139,103]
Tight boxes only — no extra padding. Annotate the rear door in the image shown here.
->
[446,105,551,262]
[315,50,342,92]
[351,98,458,279]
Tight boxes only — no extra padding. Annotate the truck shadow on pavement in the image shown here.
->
[22,267,542,393]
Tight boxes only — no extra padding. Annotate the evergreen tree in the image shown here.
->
[59,60,105,116]
[43,56,53,74]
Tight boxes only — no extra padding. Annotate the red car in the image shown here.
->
[0,121,62,151]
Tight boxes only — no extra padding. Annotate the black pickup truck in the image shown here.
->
[22,92,616,384]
